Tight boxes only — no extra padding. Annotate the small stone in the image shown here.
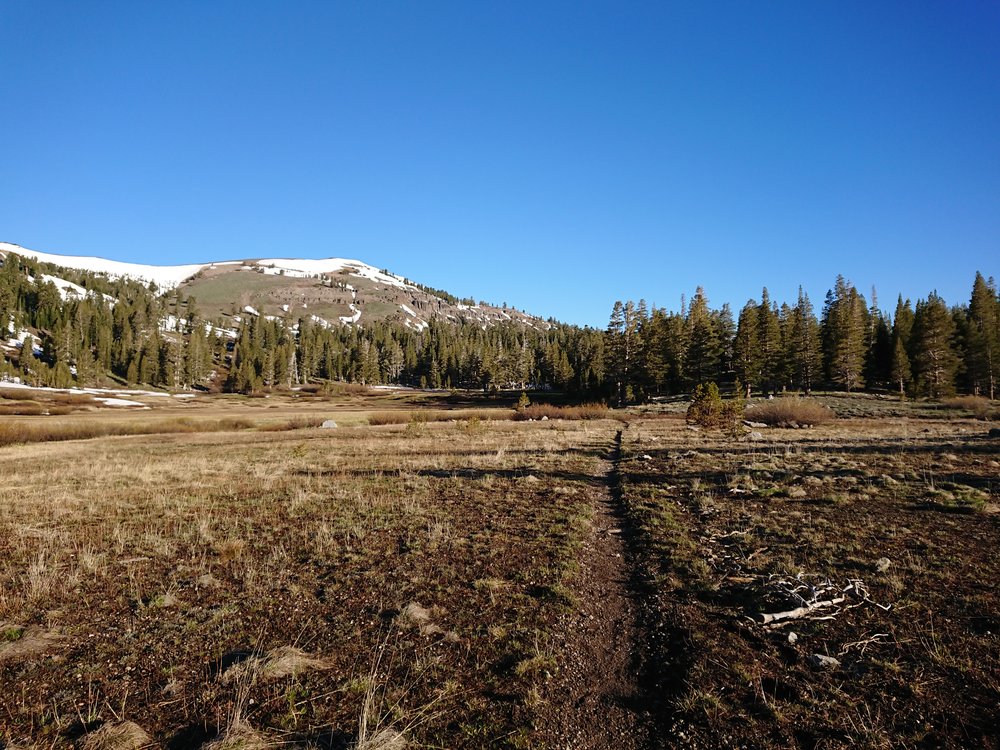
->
[746,431,764,441]
[875,557,892,573]
[807,653,841,670]
[320,420,338,429]
[540,415,549,421]
[787,632,798,644]
[788,487,807,499]
[639,454,653,461]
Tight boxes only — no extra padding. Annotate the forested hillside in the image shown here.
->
[0,249,996,401]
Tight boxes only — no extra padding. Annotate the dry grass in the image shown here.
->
[0,417,259,447]
[943,395,996,419]
[256,416,327,431]
[512,403,610,421]
[0,413,605,746]
[81,721,157,750]
[367,408,509,425]
[745,397,834,427]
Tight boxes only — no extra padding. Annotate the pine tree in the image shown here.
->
[757,289,782,395]
[685,287,721,386]
[733,301,761,398]
[789,287,822,394]
[824,276,868,392]
[911,292,959,398]
[966,272,999,399]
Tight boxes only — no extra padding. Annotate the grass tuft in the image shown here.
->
[745,397,834,427]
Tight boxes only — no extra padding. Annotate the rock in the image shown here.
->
[639,454,653,461]
[807,653,841,670]
[320,420,338,429]
[787,632,798,644]
[540,415,549,421]
[685,425,701,432]
[745,431,764,442]
[875,557,892,573]
[788,487,807,499]
[743,420,768,429]
[525,475,539,483]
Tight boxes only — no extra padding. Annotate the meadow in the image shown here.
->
[0,390,997,749]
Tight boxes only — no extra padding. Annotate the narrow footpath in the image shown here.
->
[534,430,653,749]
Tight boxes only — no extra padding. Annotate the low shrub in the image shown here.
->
[258,417,326,431]
[745,397,834,427]
[942,395,995,420]
[0,418,256,447]
[368,408,511,426]
[686,383,744,428]
[511,403,610,421]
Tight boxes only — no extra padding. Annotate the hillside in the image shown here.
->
[0,242,548,334]
[0,241,600,395]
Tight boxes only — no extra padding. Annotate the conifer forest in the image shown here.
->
[1,252,997,402]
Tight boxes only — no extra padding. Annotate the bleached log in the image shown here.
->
[755,595,847,625]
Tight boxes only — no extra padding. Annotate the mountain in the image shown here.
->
[0,242,548,333]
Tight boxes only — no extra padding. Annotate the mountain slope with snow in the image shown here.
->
[0,241,549,332]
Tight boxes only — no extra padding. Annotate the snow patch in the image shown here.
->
[339,304,362,325]
[1,242,221,289]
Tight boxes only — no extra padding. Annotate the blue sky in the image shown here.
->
[1,1,997,327]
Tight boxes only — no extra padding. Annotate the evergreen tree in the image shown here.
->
[685,287,721,386]
[966,272,999,399]
[733,301,761,398]
[757,288,782,395]
[911,292,959,398]
[824,276,868,391]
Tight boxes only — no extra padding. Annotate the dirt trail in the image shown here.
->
[534,430,654,749]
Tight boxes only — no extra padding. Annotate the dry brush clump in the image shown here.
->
[368,408,508,425]
[744,397,834,427]
[0,416,318,447]
[511,403,610,421]
[942,395,996,420]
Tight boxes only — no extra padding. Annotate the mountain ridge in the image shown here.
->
[0,241,551,333]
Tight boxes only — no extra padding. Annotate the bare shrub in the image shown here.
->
[943,395,994,420]
[745,397,834,427]
[511,403,609,421]
[368,409,512,426]
[0,418,256,447]
[258,416,325,431]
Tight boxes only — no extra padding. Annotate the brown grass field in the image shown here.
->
[0,390,998,749]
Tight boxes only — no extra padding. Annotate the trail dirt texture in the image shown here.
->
[535,430,655,749]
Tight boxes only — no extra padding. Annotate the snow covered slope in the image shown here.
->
[0,242,413,292]
[0,242,217,289]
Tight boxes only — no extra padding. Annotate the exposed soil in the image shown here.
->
[535,431,652,749]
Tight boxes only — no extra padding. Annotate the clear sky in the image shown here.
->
[2,1,997,327]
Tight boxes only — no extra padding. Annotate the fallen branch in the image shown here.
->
[752,574,892,626]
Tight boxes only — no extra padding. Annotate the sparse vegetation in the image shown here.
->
[744,396,835,426]
[0,392,997,747]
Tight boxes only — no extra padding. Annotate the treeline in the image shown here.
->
[0,253,607,394]
[606,273,999,403]
[225,315,604,394]
[1,251,996,403]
